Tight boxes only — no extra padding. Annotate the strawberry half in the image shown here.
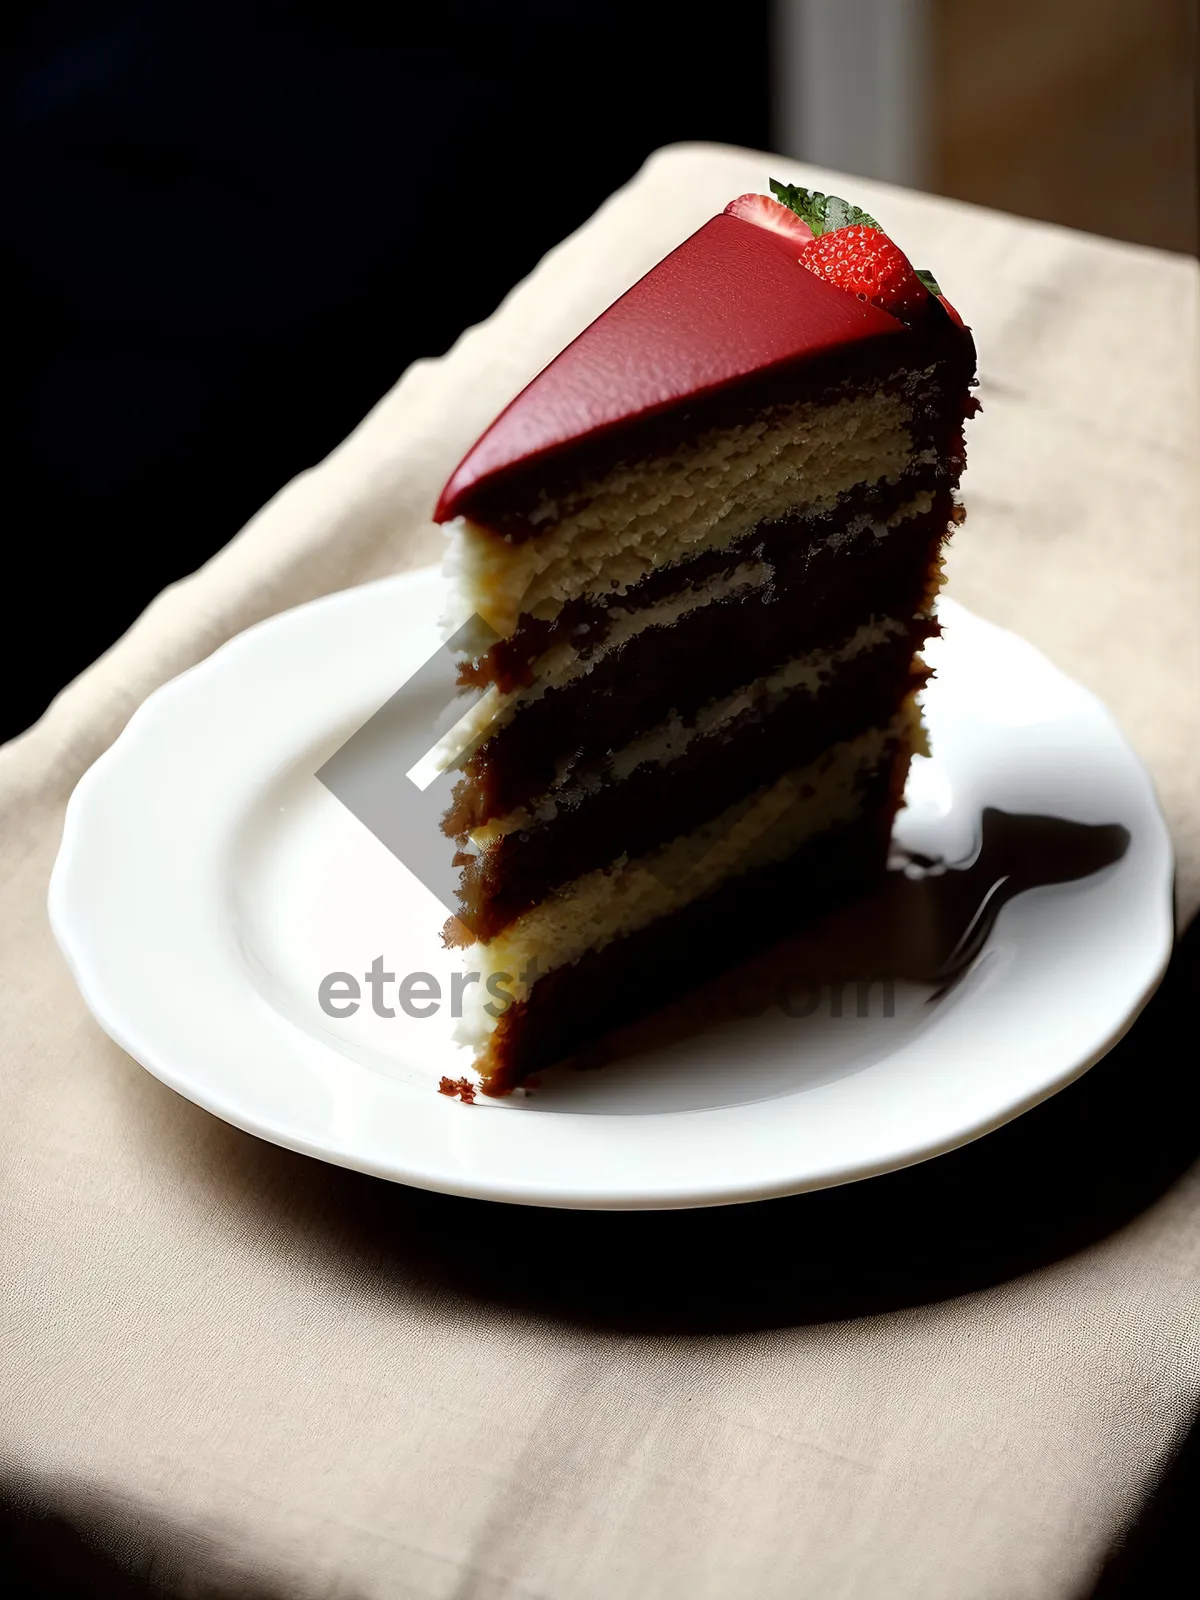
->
[797,224,928,321]
[724,193,813,247]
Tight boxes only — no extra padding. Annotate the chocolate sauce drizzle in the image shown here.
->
[565,809,1130,1072]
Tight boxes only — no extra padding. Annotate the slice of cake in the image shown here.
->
[433,182,977,1095]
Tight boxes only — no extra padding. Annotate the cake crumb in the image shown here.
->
[438,1075,477,1103]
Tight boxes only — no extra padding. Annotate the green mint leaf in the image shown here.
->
[821,194,881,232]
[769,179,828,232]
[769,178,880,236]
[916,267,942,297]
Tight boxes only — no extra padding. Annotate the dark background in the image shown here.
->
[7,0,770,744]
[7,2,1196,745]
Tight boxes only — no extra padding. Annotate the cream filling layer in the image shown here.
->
[468,616,909,846]
[434,491,933,781]
[455,705,920,1053]
[444,386,919,638]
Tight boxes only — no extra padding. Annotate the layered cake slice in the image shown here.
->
[434,182,977,1094]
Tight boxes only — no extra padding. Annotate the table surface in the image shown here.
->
[2,143,1199,1600]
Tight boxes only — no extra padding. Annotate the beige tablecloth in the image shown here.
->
[3,144,1199,1599]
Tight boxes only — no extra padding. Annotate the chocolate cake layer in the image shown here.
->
[460,475,953,695]
[455,626,931,939]
[478,766,903,1094]
[445,493,952,835]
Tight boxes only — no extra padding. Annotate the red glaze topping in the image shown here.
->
[434,212,907,523]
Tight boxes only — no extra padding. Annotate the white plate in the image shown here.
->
[49,569,1174,1209]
